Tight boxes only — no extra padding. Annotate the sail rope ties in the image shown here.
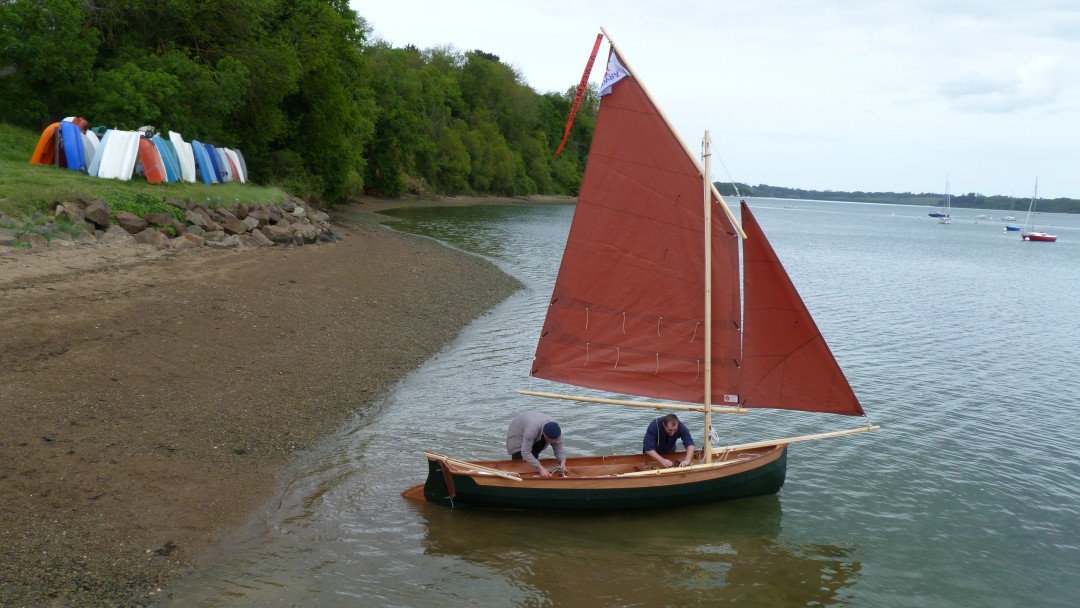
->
[622,311,627,334]
[657,316,662,337]
[718,418,741,461]
[708,425,731,462]
[694,360,700,382]
[614,347,621,370]
[584,306,589,329]
[601,453,621,475]
[584,342,590,366]
[655,353,660,375]
[690,321,700,343]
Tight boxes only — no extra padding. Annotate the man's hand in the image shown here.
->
[537,466,551,478]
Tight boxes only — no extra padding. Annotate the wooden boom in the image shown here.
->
[710,425,881,455]
[516,389,747,414]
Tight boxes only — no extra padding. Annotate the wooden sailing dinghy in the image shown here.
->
[403,28,878,510]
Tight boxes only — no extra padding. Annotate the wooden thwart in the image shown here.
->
[516,389,747,414]
[620,456,748,477]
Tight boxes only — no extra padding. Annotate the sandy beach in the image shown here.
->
[0,197,541,606]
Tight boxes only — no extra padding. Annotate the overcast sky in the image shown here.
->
[352,0,1080,199]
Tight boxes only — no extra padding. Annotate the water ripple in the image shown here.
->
[166,201,1080,608]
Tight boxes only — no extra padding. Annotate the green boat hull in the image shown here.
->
[422,448,787,510]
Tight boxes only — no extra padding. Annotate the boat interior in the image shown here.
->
[431,445,779,479]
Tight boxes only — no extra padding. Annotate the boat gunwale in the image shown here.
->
[425,444,786,490]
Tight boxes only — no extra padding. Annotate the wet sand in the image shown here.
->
[0,197,547,606]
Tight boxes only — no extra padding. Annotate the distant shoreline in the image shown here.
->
[351,193,576,214]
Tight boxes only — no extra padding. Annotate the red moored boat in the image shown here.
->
[1021,178,1057,243]
[1021,231,1057,242]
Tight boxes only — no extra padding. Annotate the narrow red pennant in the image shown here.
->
[554,33,604,157]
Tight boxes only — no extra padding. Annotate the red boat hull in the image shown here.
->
[1021,232,1057,242]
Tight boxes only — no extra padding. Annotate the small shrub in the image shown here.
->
[106,191,185,223]
[17,217,41,235]
[38,227,56,243]
[54,215,87,237]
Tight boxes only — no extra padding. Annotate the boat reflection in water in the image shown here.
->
[411,495,861,606]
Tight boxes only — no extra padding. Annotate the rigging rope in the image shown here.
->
[701,134,742,199]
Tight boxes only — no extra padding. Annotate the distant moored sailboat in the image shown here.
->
[1021,178,1057,242]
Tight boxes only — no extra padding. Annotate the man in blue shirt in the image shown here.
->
[643,414,696,468]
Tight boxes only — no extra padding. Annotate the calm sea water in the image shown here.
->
[164,200,1080,607]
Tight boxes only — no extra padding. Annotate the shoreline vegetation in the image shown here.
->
[717,182,1080,214]
[0,194,570,606]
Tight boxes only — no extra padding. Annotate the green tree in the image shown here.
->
[433,119,471,193]
[0,0,99,126]
[2,0,593,202]
[272,0,373,201]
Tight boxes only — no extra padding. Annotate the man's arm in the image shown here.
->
[520,423,552,476]
[643,419,673,467]
[646,448,674,468]
[551,439,569,476]
[678,445,696,467]
[677,424,696,466]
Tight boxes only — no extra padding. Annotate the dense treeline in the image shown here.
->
[716,182,1080,214]
[947,192,1080,215]
[0,0,593,203]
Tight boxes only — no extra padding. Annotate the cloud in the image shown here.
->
[354,0,1080,196]
[939,56,1066,112]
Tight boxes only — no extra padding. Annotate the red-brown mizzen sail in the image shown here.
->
[531,50,741,404]
[739,201,864,416]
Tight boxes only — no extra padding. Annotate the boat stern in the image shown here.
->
[418,455,456,507]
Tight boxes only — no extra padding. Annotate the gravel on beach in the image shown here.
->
[0,201,524,606]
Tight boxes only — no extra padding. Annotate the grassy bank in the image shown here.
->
[0,123,286,220]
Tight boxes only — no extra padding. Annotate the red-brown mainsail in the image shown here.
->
[531,47,740,405]
[405,28,877,511]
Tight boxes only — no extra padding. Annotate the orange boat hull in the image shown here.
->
[137,138,166,184]
[29,122,60,166]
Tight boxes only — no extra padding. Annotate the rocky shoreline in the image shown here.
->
[1,194,338,251]
[0,198,527,606]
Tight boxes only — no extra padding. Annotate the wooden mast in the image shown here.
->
[703,130,714,463]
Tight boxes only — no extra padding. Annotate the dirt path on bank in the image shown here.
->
[0,200,526,606]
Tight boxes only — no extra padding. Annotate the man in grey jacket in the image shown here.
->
[505,410,570,477]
